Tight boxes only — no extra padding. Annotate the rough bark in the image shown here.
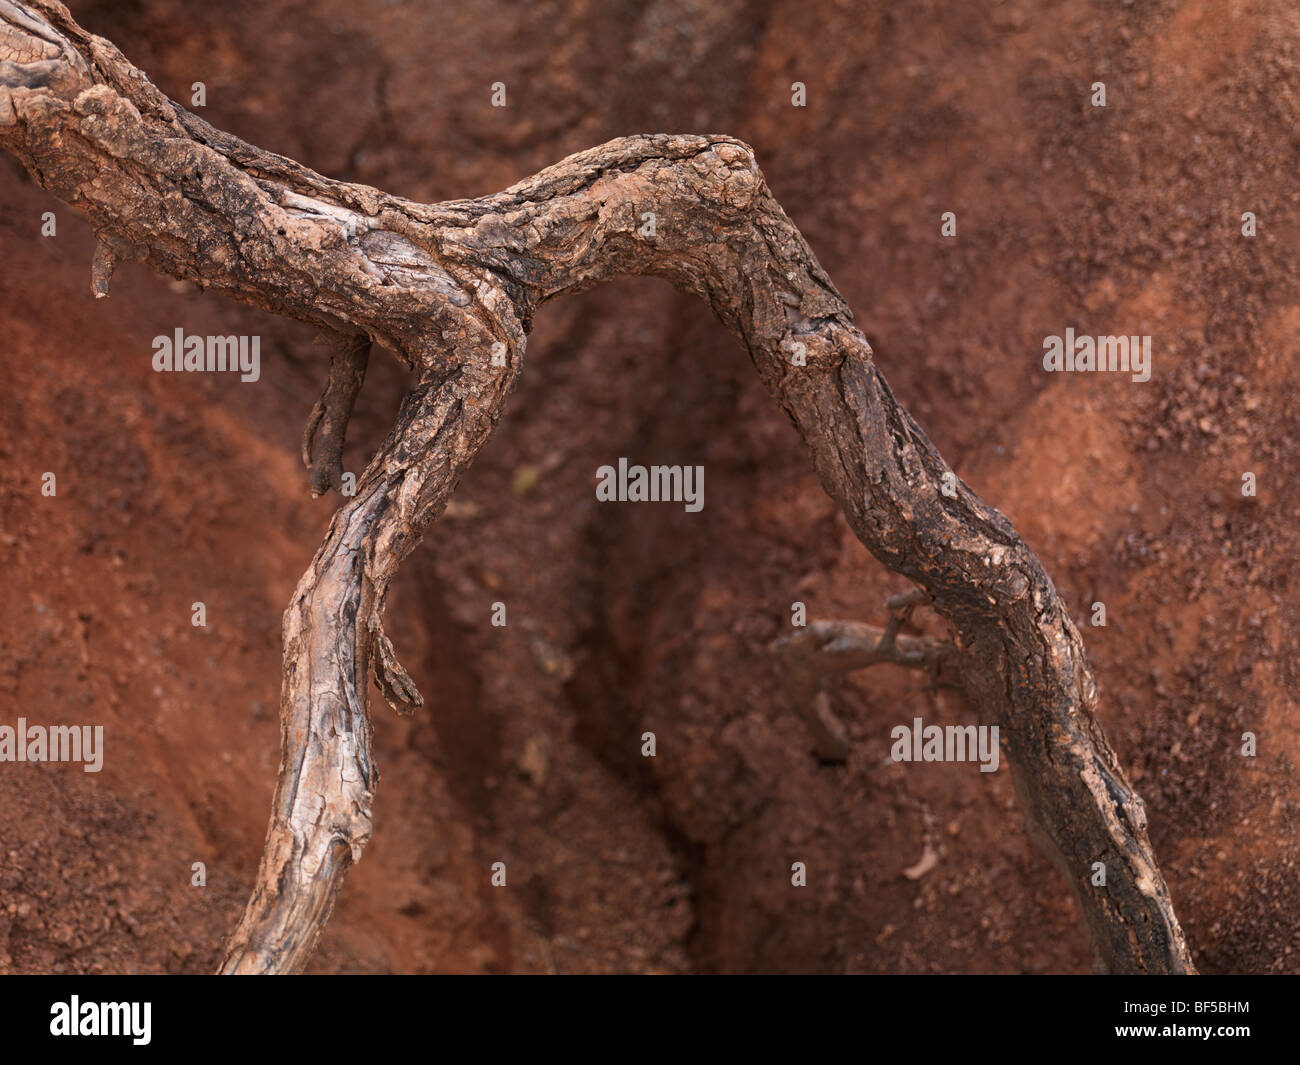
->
[0,0,1194,974]
[302,330,370,498]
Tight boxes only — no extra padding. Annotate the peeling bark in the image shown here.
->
[0,0,1194,974]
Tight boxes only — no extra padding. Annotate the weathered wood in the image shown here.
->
[301,330,370,498]
[0,0,1194,973]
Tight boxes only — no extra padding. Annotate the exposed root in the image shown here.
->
[775,592,961,762]
[2,0,1196,975]
[301,330,370,498]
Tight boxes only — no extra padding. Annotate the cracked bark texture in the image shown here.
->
[0,0,1194,974]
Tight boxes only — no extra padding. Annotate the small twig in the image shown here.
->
[884,587,930,612]
[91,237,118,299]
[301,330,370,497]
[774,592,960,762]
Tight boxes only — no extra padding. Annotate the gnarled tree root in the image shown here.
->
[220,366,515,972]
[0,0,1194,974]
